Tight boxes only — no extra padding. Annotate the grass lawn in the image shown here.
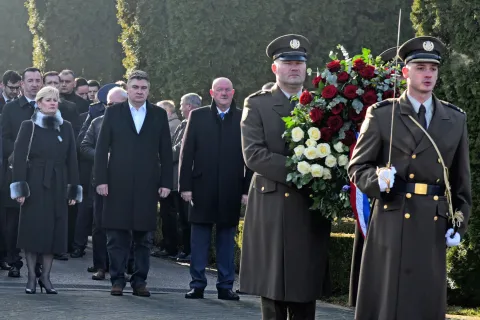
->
[322,295,480,319]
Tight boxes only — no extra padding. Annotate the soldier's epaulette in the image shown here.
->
[248,90,270,99]
[372,99,395,109]
[441,100,466,114]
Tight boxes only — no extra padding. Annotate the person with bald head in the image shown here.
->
[179,77,252,301]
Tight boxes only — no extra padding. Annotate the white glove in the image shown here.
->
[445,228,461,247]
[377,166,396,192]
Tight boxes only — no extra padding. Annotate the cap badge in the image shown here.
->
[290,39,300,49]
[423,41,434,52]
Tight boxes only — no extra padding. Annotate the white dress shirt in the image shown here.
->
[129,102,146,133]
[217,106,230,117]
[407,93,433,128]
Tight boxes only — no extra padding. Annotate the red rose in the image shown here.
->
[299,91,313,105]
[353,58,366,71]
[327,115,344,132]
[327,60,342,72]
[349,107,365,122]
[331,103,345,115]
[312,76,322,88]
[320,127,334,142]
[321,85,338,99]
[309,107,324,123]
[362,89,378,106]
[341,130,356,146]
[343,85,358,99]
[337,71,349,83]
[358,65,376,80]
[382,90,394,100]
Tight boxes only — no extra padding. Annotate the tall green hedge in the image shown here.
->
[412,0,480,307]
[117,0,414,103]
[26,0,124,82]
[0,1,32,71]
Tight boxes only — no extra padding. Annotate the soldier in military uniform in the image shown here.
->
[240,34,331,319]
[348,46,405,307]
[348,36,471,320]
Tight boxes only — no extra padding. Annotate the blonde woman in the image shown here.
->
[10,86,82,294]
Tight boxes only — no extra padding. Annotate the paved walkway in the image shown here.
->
[0,242,355,319]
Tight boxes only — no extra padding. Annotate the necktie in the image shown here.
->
[418,104,427,129]
[29,101,36,109]
[289,95,298,109]
[219,112,225,120]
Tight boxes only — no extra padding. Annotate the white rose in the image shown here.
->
[291,127,304,142]
[294,145,305,158]
[305,139,317,148]
[316,143,331,158]
[334,141,345,153]
[311,164,324,178]
[297,161,311,175]
[338,154,349,166]
[303,146,318,160]
[323,168,332,180]
[325,155,337,168]
[308,127,321,141]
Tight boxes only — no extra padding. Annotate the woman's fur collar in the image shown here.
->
[31,109,63,131]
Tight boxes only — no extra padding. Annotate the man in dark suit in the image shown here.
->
[179,77,252,301]
[1,67,43,277]
[0,70,22,113]
[59,70,90,114]
[95,70,173,297]
[0,114,7,271]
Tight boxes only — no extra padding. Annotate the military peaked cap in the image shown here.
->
[398,36,446,65]
[97,83,119,105]
[266,34,310,61]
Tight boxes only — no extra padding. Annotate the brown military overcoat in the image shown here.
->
[348,92,471,320]
[239,84,331,303]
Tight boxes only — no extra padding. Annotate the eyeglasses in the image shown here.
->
[6,85,20,91]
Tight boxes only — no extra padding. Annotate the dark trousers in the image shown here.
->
[261,297,316,320]
[159,192,191,254]
[67,205,78,253]
[73,190,94,251]
[160,193,178,254]
[92,193,108,270]
[106,229,152,288]
[348,224,364,307]
[0,206,6,263]
[189,223,235,290]
[5,207,22,268]
[176,193,191,255]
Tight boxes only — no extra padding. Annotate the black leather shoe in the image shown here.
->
[92,270,105,281]
[87,266,96,273]
[176,252,191,263]
[54,253,69,261]
[70,249,85,258]
[8,266,20,278]
[218,288,240,301]
[185,288,204,299]
[0,261,10,270]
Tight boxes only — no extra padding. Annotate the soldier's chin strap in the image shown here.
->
[408,115,464,232]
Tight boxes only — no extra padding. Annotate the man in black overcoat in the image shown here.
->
[95,70,173,297]
[179,77,252,301]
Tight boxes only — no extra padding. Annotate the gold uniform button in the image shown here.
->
[412,154,417,159]
[409,173,415,179]
[433,195,439,201]
[438,158,441,163]
[434,216,438,221]
[261,187,265,191]
[406,193,412,199]
[404,213,411,219]
[436,179,441,183]
[384,205,388,209]
[284,193,289,197]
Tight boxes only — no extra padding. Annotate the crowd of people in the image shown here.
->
[0,32,471,320]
